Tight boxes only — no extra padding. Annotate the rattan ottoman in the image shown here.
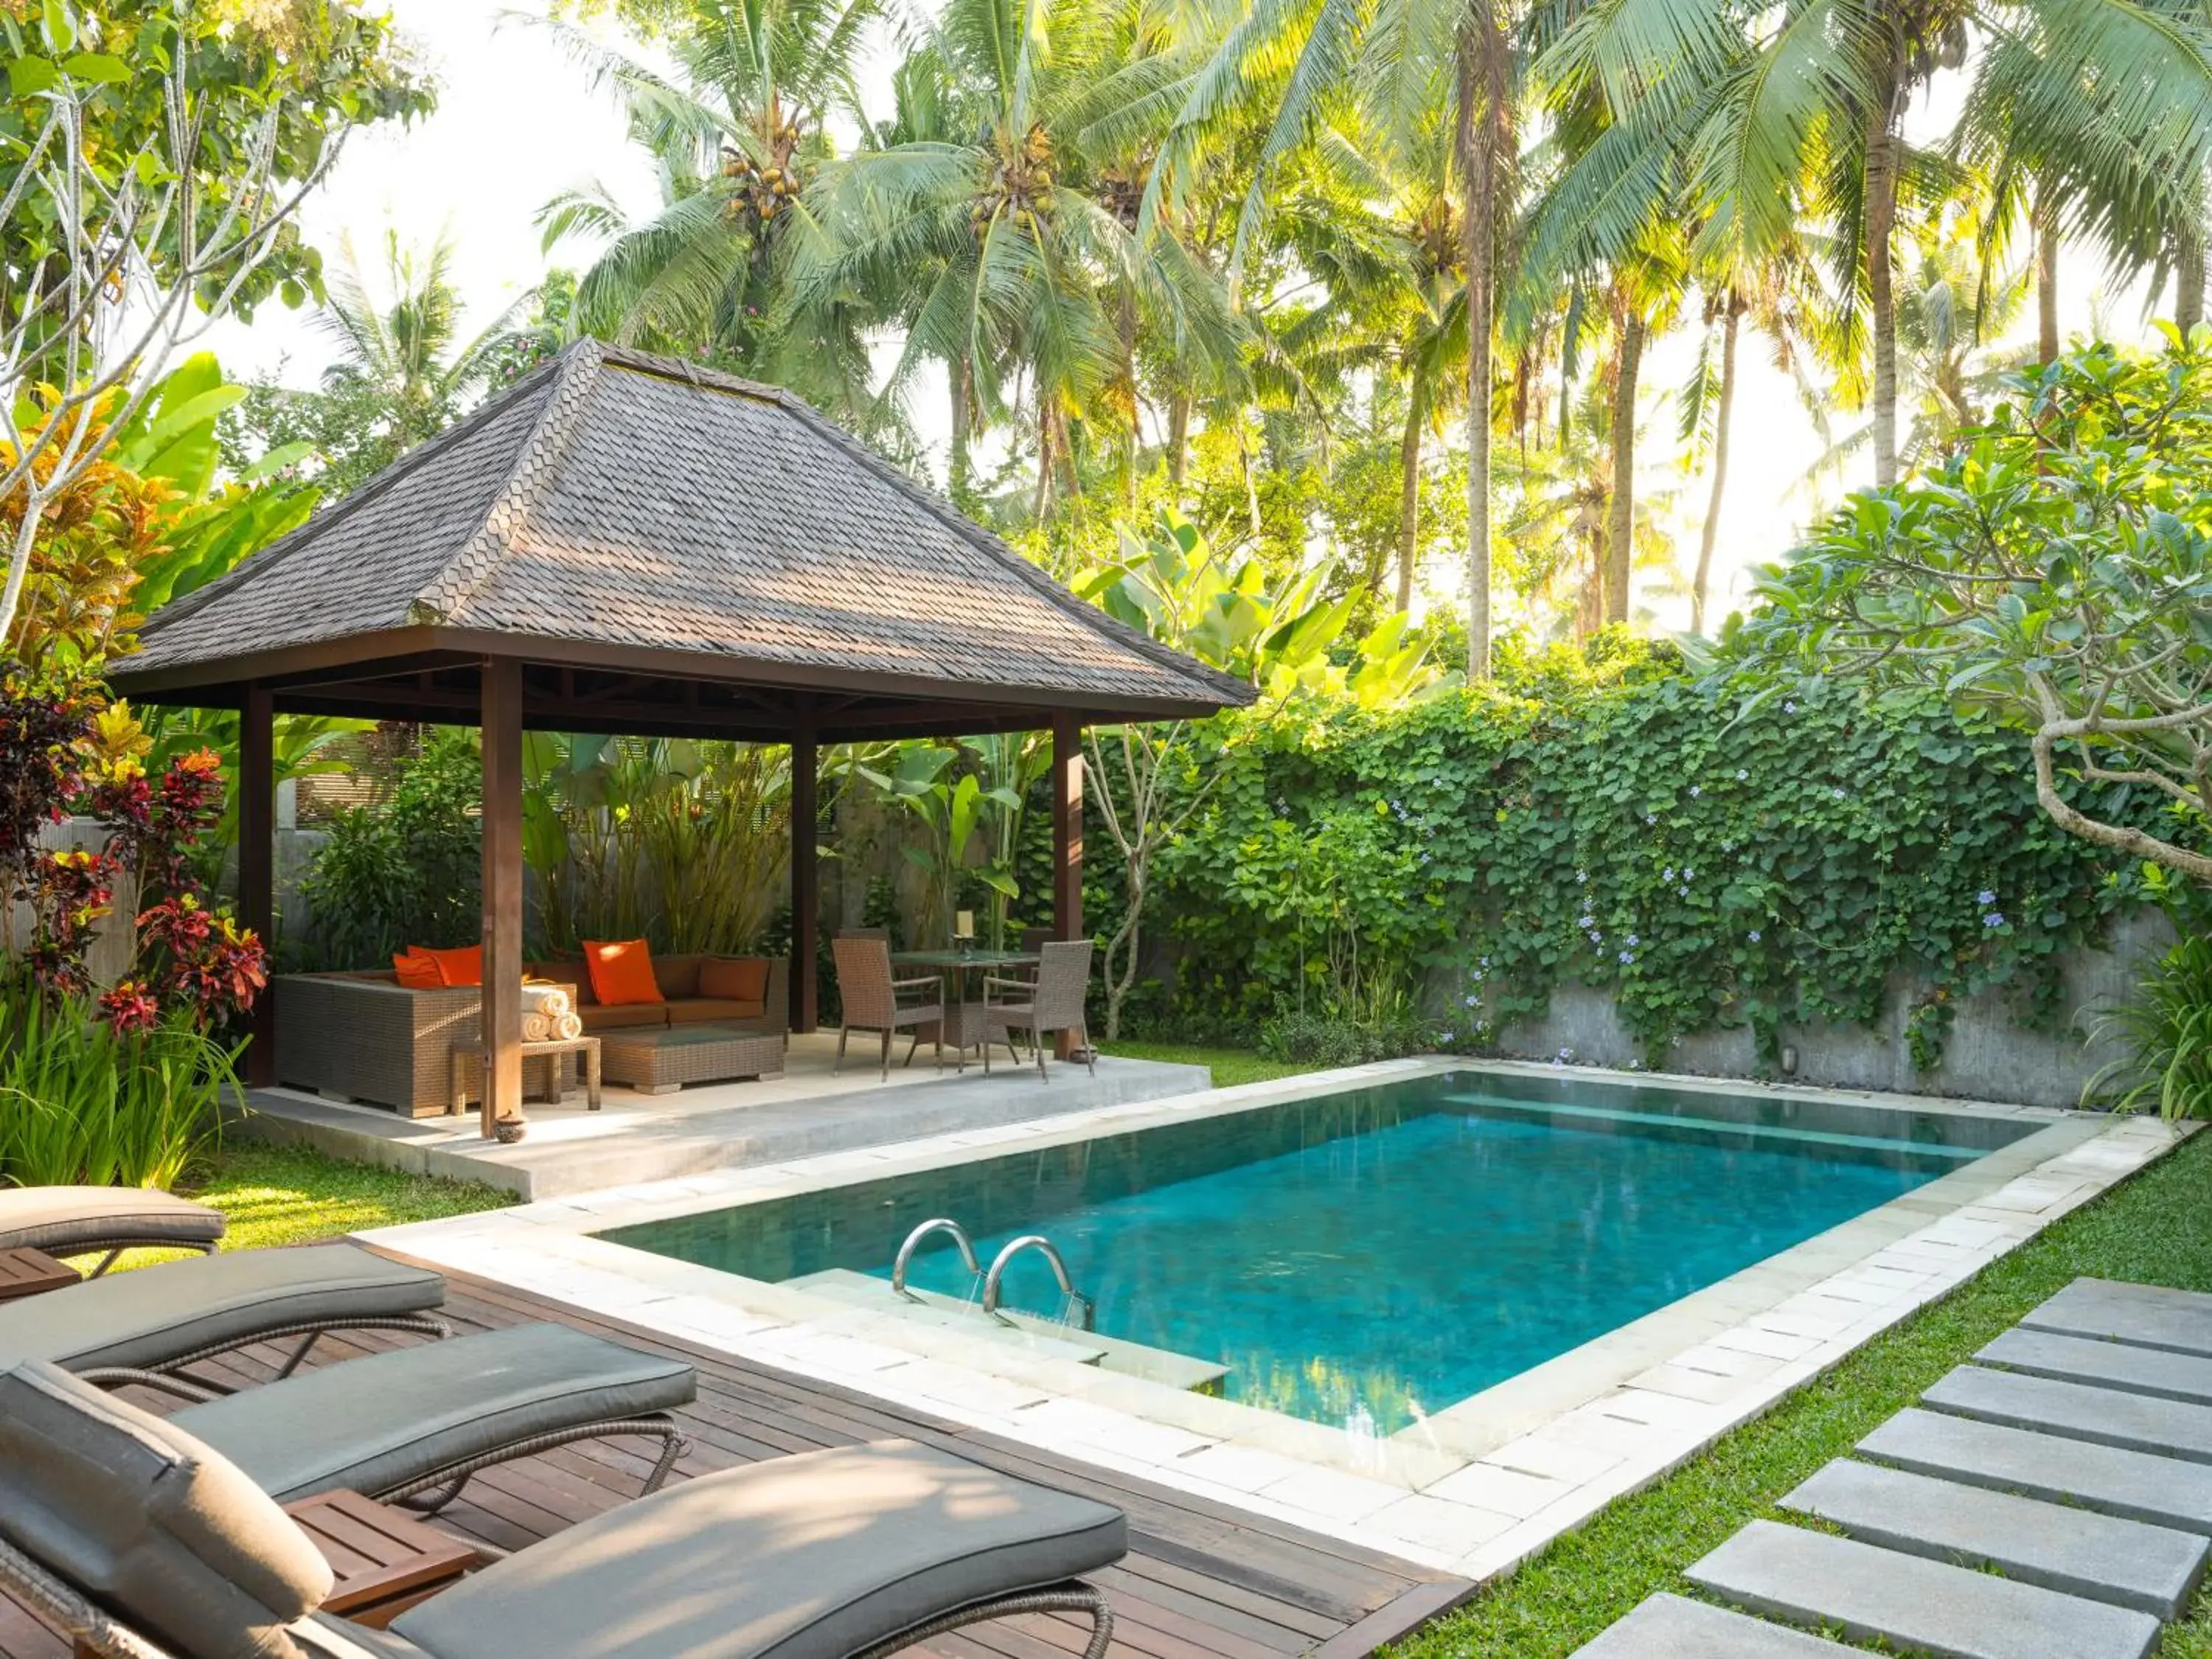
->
[599,1025,785,1095]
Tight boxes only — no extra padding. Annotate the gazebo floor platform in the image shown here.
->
[240,1031,1214,1200]
[0,1256,1473,1659]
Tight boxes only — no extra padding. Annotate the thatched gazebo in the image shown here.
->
[108,341,1253,1133]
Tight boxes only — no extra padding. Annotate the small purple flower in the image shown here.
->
[1576,869,1588,884]
[1689,785,1702,798]
[1832,786,1846,799]
[1983,912,2006,929]
[1784,700,1797,713]
[1618,950,1636,965]
[1663,866,1676,883]
[1645,813,1658,826]
[1683,867,1694,880]
[1579,914,1596,930]
[1976,889,1997,905]
[1627,933,1641,947]
[1480,956,1492,969]
[1463,992,1480,1008]
[1748,929,1761,943]
[1736,768,1748,781]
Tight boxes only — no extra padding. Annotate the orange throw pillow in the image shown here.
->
[584,939,663,1006]
[393,950,443,990]
[699,956,769,1002]
[420,945,482,988]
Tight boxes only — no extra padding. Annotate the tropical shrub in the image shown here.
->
[0,983,234,1188]
[2086,925,2212,1119]
[297,729,482,969]
[522,734,790,956]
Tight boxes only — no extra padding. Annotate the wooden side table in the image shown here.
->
[0,1247,80,1301]
[282,1489,480,1630]
[448,1035,602,1118]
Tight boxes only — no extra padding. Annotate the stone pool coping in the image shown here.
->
[358,1055,2191,1581]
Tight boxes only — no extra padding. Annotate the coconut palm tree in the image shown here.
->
[795,0,1241,521]
[532,0,887,425]
[1152,0,1537,677]
[1687,0,2212,489]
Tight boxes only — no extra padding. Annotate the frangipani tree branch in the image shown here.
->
[1,35,349,653]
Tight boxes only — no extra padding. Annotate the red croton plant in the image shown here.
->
[0,667,265,1034]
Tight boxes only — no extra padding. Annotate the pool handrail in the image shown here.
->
[892,1218,982,1301]
[982,1235,1095,1332]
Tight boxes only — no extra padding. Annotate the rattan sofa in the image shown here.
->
[274,956,787,1117]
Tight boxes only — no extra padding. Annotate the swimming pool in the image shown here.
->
[600,1069,2045,1433]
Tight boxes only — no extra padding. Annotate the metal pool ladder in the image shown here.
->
[984,1235,1095,1333]
[890,1220,1095,1332]
[892,1218,982,1304]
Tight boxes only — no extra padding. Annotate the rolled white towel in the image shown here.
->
[521,1012,555,1043]
[521,984,572,1019]
[554,1012,585,1041]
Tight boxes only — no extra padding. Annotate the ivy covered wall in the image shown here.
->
[1135,644,2179,1085]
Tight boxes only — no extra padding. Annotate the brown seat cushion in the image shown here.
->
[577,1003,670,1032]
[666,999,768,1025]
[0,1360,333,1659]
[652,954,705,999]
[699,957,771,1002]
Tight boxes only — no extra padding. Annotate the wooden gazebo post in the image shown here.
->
[790,734,818,1034]
[479,658,525,1138]
[240,684,276,1088]
[1051,711,1084,1059]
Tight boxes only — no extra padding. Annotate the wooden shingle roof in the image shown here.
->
[111,341,1254,740]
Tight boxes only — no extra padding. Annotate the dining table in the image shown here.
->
[891,948,1040,1072]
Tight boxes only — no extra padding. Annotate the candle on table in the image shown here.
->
[956,910,974,939]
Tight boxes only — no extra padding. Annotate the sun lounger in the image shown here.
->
[153,1321,696,1508]
[0,1358,1127,1659]
[0,1183,226,1275]
[0,1243,447,1387]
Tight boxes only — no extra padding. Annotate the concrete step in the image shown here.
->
[1926,1364,2212,1464]
[1570,1593,1855,1657]
[1686,1520,2161,1659]
[1859,1406,2212,1533]
[2025,1279,2212,1360]
[1980,1326,2212,1405]
[1781,1457,2209,1619]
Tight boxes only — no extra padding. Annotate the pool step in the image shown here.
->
[786,1268,1230,1391]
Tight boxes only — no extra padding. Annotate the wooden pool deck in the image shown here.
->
[0,1251,1474,1658]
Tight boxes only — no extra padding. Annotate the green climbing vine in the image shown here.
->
[1146,636,2171,1070]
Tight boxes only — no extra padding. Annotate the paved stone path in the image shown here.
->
[1570,1277,2212,1655]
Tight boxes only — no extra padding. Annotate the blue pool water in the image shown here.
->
[601,1071,2037,1433]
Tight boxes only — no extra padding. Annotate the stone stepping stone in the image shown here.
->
[1571,1593,1854,1657]
[1981,1326,2212,1405]
[1860,1407,2212,1533]
[1687,1520,2162,1659]
[1781,1457,2210,1619]
[1926,1364,2212,1464]
[2025,1278,2212,1359]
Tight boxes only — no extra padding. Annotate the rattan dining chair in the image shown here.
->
[832,935,944,1080]
[982,940,1095,1080]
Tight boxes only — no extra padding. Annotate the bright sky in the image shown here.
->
[210,0,2163,634]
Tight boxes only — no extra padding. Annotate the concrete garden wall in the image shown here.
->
[1487,907,2179,1110]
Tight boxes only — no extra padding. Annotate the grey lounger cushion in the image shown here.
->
[0,1359,331,1659]
[0,1183,225,1255]
[0,1243,442,1371]
[173,1322,698,1502]
[388,1439,1127,1659]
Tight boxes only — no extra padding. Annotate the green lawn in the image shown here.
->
[1391,1125,2212,1658]
[86,1141,514,1272]
[1096,1040,1315,1089]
